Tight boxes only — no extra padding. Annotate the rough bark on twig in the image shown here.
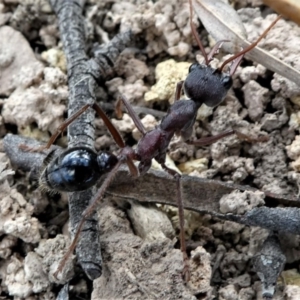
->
[4,134,300,236]
[48,0,134,280]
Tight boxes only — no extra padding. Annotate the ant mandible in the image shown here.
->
[20,0,281,281]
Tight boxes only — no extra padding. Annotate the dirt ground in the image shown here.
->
[1,0,300,299]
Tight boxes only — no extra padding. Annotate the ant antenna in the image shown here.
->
[219,15,282,72]
[189,0,209,65]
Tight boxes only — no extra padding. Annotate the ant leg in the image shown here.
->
[175,81,184,101]
[19,104,92,152]
[126,156,139,177]
[234,130,269,143]
[187,130,235,146]
[118,95,147,136]
[54,158,124,278]
[115,97,123,119]
[229,53,244,76]
[91,103,126,148]
[187,129,268,146]
[207,40,229,63]
[21,102,128,152]
[93,102,139,176]
[160,162,190,281]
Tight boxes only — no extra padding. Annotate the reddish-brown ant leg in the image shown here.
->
[115,98,124,119]
[19,104,92,152]
[234,130,269,143]
[206,40,229,63]
[187,129,268,146]
[20,102,127,153]
[175,81,184,101]
[187,130,235,146]
[92,103,126,148]
[118,95,147,136]
[160,161,190,281]
[229,52,244,76]
[92,102,138,176]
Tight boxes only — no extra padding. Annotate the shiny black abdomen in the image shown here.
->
[41,147,118,192]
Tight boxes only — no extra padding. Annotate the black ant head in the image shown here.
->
[183,62,232,107]
[97,151,119,173]
[187,0,281,107]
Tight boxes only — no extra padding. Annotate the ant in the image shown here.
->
[20,0,281,282]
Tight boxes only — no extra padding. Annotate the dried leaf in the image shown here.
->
[263,0,300,26]
[192,0,300,86]
[193,0,247,53]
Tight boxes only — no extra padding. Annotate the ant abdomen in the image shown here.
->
[40,147,118,192]
[184,63,233,107]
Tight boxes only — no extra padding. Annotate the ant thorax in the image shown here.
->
[160,99,198,136]
[183,62,233,108]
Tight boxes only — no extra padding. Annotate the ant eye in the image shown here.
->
[221,75,232,89]
[189,63,198,73]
